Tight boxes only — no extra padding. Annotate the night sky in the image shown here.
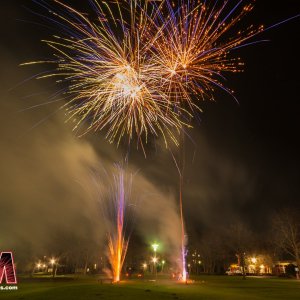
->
[1,1,300,262]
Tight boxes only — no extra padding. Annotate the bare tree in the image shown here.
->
[272,209,300,277]
[197,232,227,274]
[224,221,255,279]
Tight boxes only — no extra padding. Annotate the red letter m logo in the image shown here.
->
[0,252,17,284]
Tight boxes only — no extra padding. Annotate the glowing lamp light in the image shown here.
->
[251,257,257,264]
[152,257,158,263]
[50,258,56,265]
[152,243,159,252]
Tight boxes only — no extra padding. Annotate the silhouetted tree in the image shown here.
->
[224,221,254,279]
[198,232,226,274]
[272,209,300,277]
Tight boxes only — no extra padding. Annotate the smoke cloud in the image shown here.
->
[0,47,184,271]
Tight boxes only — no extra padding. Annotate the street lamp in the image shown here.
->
[151,243,159,276]
[250,257,257,274]
[42,264,46,273]
[161,260,165,273]
[152,257,158,277]
[251,257,257,264]
[152,257,158,264]
[34,262,41,274]
[50,258,57,278]
[188,263,191,274]
[152,243,159,253]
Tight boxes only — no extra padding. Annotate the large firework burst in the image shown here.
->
[24,0,187,148]
[149,0,264,113]
[24,0,263,146]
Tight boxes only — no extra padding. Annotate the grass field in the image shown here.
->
[1,275,299,300]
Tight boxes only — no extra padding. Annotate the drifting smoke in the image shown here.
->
[132,175,183,271]
[0,46,184,273]
[0,72,104,264]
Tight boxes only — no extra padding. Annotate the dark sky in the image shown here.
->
[1,1,300,261]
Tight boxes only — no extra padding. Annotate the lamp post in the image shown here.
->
[251,257,257,274]
[50,258,57,278]
[152,243,159,255]
[197,260,201,275]
[36,263,41,270]
[142,263,147,273]
[152,257,158,278]
[34,262,41,276]
[161,260,165,273]
[151,243,159,275]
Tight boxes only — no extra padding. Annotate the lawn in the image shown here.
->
[1,275,299,300]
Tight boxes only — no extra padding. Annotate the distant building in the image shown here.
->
[273,261,297,276]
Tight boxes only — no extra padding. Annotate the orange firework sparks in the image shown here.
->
[23,0,187,149]
[149,0,264,114]
[107,167,130,283]
[24,0,265,148]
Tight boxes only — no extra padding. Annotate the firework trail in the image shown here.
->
[170,132,187,282]
[178,171,187,281]
[107,167,130,282]
[88,164,135,283]
[93,165,134,283]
